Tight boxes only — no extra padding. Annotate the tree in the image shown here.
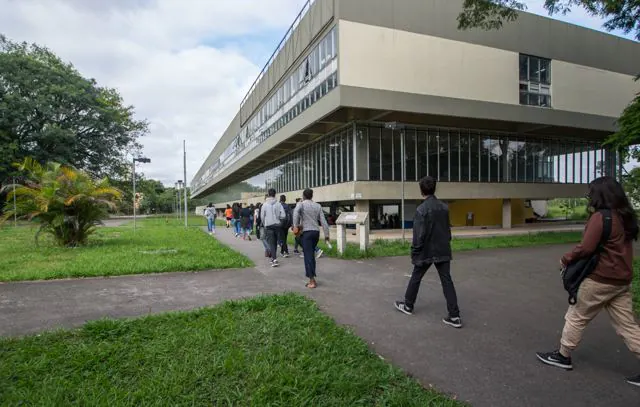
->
[0,35,147,186]
[623,166,640,208]
[457,1,640,154]
[1,158,122,247]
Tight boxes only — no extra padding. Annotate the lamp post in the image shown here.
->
[12,176,17,227]
[177,180,183,221]
[183,140,188,228]
[385,121,406,241]
[132,157,151,233]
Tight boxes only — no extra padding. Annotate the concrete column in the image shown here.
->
[502,198,512,229]
[354,200,370,236]
[336,224,347,254]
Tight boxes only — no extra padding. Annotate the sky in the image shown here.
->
[0,0,636,186]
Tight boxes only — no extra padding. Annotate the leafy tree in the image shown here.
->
[623,166,640,208]
[1,158,122,247]
[0,35,147,186]
[457,1,640,155]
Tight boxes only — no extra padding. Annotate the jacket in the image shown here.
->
[562,211,633,285]
[260,197,286,228]
[411,195,452,266]
[203,206,216,219]
[293,200,330,238]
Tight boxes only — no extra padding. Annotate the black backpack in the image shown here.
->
[282,204,293,229]
[561,209,612,305]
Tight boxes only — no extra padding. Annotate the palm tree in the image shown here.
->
[1,158,122,246]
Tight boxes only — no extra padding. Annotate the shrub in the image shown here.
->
[1,158,121,247]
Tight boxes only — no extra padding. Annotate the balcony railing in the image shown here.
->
[239,0,317,114]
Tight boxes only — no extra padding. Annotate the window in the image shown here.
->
[519,54,551,107]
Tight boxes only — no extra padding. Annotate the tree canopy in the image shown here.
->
[0,35,148,184]
[457,1,640,157]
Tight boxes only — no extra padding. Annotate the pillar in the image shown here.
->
[354,200,370,236]
[502,199,512,229]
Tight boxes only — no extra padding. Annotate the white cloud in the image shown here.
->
[0,0,307,185]
[1,0,634,185]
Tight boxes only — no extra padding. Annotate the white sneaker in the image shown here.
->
[316,249,324,259]
[271,260,279,268]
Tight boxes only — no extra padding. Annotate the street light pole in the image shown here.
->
[177,181,183,221]
[183,140,188,228]
[385,121,406,241]
[132,157,151,233]
[12,176,17,227]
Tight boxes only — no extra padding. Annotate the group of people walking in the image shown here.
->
[206,174,639,386]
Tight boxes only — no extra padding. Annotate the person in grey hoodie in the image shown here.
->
[260,188,286,267]
[293,188,330,288]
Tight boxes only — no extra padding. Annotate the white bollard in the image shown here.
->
[337,224,347,254]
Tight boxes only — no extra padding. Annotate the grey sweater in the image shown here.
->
[260,197,285,228]
[293,200,330,238]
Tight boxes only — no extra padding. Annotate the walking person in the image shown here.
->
[224,204,233,228]
[254,204,261,236]
[248,204,255,235]
[203,203,216,235]
[293,188,330,289]
[293,198,324,258]
[233,203,242,237]
[260,189,286,267]
[279,195,292,258]
[240,204,252,241]
[536,176,640,386]
[394,176,462,328]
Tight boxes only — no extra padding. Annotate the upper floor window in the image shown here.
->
[519,54,551,108]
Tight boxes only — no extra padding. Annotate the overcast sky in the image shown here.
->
[0,0,635,186]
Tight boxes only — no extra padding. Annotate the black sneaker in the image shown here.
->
[626,374,640,387]
[442,316,462,328]
[394,301,413,315]
[293,250,300,254]
[536,350,573,370]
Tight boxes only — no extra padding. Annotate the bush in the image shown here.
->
[1,158,121,247]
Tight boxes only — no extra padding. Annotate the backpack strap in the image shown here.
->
[597,209,612,252]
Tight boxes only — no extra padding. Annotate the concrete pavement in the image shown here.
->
[1,227,638,406]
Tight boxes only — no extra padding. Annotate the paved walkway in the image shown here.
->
[1,228,638,406]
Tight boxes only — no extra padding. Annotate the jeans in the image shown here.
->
[404,261,460,318]
[560,278,640,358]
[279,227,289,254]
[207,217,215,233]
[294,235,319,253]
[234,219,241,235]
[265,226,279,262]
[302,231,320,279]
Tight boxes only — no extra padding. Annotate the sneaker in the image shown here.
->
[246,235,252,241]
[394,301,413,315]
[282,253,289,258]
[625,374,640,387]
[316,249,324,259]
[293,250,300,254]
[299,254,304,258]
[442,316,463,329]
[536,350,573,370]
[271,260,279,268]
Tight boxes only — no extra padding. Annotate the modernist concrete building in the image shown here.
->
[191,0,640,228]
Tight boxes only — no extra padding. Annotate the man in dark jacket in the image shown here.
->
[394,176,462,328]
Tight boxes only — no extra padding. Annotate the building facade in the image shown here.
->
[191,0,640,228]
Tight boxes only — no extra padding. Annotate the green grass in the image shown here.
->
[0,218,252,282]
[290,231,583,260]
[0,294,462,406]
[547,204,589,221]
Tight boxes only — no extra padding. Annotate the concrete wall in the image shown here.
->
[335,0,640,77]
[551,61,639,117]
[448,198,533,227]
[339,20,519,106]
[338,20,639,119]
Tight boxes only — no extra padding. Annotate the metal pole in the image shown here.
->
[183,140,188,228]
[401,130,406,241]
[132,159,136,233]
[177,184,181,220]
[12,176,17,227]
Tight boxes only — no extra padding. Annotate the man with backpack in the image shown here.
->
[279,195,292,258]
[260,189,286,267]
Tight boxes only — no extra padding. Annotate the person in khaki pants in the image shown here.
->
[536,176,640,387]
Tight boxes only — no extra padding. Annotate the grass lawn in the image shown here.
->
[0,294,462,406]
[294,231,583,260]
[0,218,252,282]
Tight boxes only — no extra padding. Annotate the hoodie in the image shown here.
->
[260,197,285,228]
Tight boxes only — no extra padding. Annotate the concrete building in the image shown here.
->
[191,0,639,228]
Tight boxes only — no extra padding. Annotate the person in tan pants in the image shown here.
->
[536,176,640,387]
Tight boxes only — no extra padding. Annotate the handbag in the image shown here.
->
[292,203,304,237]
[561,209,612,305]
